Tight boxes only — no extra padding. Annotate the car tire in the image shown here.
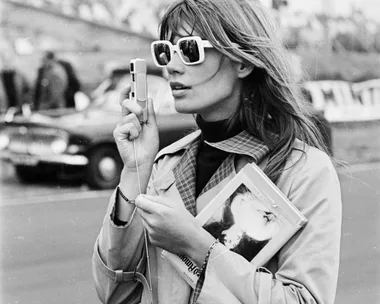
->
[85,145,122,190]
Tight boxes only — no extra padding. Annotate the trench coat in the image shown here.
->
[92,130,342,304]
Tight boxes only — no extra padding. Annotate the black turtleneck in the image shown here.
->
[195,115,243,197]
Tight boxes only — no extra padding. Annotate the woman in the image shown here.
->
[202,184,280,262]
[92,0,342,303]
[221,185,279,252]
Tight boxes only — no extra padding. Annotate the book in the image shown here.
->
[161,162,308,289]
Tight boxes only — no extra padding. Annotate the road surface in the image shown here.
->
[0,162,379,304]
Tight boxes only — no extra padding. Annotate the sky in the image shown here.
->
[350,0,380,21]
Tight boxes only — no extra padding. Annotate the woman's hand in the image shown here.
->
[135,195,214,264]
[113,89,159,171]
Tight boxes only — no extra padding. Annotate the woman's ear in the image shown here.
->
[232,61,254,79]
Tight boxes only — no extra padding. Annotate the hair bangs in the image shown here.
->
[159,1,203,41]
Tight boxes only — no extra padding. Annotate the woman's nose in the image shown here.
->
[166,52,185,75]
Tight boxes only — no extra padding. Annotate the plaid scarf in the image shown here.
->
[172,130,270,301]
[173,130,270,216]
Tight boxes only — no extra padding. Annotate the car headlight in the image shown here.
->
[50,138,68,154]
[0,133,10,150]
[67,144,81,154]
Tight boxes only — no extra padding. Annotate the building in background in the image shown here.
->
[1,0,379,93]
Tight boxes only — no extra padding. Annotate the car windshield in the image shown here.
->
[91,74,177,116]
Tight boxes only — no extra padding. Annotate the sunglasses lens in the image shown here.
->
[179,39,200,64]
[153,43,171,66]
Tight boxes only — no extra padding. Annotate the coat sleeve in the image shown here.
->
[92,166,159,304]
[92,189,145,304]
[197,149,342,304]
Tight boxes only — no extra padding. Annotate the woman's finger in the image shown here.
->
[121,98,143,118]
[135,195,161,214]
[143,194,169,206]
[119,86,131,106]
[146,98,156,126]
[136,207,149,223]
[114,122,140,141]
[119,113,142,133]
[143,194,184,210]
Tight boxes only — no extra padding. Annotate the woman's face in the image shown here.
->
[165,24,242,121]
[228,190,280,242]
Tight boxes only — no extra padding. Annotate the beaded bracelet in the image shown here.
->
[200,238,219,274]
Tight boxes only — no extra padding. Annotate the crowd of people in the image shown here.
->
[0,50,81,114]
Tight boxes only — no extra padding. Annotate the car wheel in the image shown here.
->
[85,145,122,190]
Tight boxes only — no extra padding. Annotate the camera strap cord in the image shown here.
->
[133,139,153,298]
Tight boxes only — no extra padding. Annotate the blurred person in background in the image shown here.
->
[92,0,342,303]
[0,51,32,114]
[33,50,68,110]
[57,55,81,108]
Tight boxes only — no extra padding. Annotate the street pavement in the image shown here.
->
[0,162,379,304]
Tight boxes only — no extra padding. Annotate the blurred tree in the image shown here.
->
[332,32,369,53]
[282,28,300,50]
[272,0,288,10]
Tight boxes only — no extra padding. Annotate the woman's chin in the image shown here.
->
[174,102,197,114]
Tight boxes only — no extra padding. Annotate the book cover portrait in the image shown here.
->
[162,163,307,288]
[203,183,282,262]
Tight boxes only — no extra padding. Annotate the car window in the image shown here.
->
[97,74,177,115]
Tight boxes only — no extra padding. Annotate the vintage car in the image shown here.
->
[0,67,332,190]
[0,67,197,189]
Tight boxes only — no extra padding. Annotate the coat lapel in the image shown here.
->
[172,130,271,217]
[199,154,234,196]
[173,140,200,216]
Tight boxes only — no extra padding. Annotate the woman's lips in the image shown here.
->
[170,82,191,98]
[171,88,190,98]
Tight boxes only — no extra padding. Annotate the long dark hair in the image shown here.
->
[159,0,330,183]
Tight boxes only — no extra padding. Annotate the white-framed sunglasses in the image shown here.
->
[151,36,214,67]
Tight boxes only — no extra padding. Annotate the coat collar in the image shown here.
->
[204,130,270,163]
[155,130,201,161]
[164,130,270,216]
[155,129,270,162]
